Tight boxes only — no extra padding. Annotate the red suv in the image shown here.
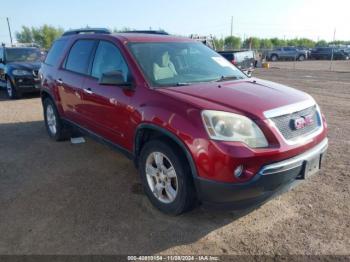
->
[40,29,328,215]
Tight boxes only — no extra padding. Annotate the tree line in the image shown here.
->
[214,36,350,50]
[14,25,350,50]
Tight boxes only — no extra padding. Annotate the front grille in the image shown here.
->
[271,105,320,141]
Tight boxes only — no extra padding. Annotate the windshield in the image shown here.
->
[128,42,247,87]
[5,48,41,63]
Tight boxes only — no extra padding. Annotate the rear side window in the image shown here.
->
[64,40,96,74]
[45,39,68,66]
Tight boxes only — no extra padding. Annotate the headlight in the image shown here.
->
[202,110,268,148]
[12,69,32,76]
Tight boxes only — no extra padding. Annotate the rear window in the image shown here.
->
[220,53,234,60]
[64,40,96,75]
[233,51,254,62]
[45,39,68,66]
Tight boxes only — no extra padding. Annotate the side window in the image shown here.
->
[0,48,3,61]
[65,40,96,74]
[91,41,129,81]
[45,39,68,66]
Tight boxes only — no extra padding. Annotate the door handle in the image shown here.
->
[55,78,63,85]
[83,88,93,94]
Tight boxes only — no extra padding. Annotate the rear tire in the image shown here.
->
[139,139,196,215]
[270,54,278,61]
[43,98,70,141]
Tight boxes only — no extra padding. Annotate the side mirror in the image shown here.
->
[99,71,132,88]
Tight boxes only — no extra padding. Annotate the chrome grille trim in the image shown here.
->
[263,99,316,119]
[265,103,324,145]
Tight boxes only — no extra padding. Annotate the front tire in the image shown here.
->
[298,55,305,61]
[139,140,196,215]
[6,79,20,99]
[43,98,69,141]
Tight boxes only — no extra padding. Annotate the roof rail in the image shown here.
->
[62,28,111,36]
[121,30,169,35]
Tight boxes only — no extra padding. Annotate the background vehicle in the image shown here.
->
[310,47,349,60]
[0,46,41,99]
[267,47,308,61]
[40,29,328,215]
[218,50,256,75]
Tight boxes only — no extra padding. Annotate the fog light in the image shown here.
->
[234,165,244,178]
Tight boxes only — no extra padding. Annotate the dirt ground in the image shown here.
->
[0,61,349,256]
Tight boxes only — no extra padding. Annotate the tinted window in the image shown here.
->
[284,47,295,51]
[5,48,41,62]
[45,39,68,66]
[91,41,129,80]
[65,40,96,74]
[220,53,233,60]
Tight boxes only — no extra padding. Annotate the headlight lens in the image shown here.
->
[202,110,268,148]
[12,69,32,76]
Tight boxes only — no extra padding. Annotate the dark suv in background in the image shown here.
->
[310,47,349,60]
[0,46,42,99]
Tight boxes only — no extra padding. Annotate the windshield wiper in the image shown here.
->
[215,75,242,82]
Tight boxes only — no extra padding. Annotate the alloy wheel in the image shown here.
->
[145,152,178,204]
[46,104,57,135]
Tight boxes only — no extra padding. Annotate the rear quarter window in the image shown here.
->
[45,39,68,66]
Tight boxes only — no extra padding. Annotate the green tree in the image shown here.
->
[213,37,224,51]
[315,40,327,47]
[297,38,315,48]
[260,39,273,49]
[16,25,64,49]
[224,36,241,50]
[242,37,260,49]
[15,26,33,43]
[270,37,286,47]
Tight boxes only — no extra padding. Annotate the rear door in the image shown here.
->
[57,39,97,125]
[81,40,134,149]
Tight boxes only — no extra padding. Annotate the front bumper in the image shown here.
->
[13,76,41,93]
[195,138,328,209]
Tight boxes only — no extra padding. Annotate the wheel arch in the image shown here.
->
[134,123,198,180]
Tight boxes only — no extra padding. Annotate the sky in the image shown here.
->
[0,0,349,44]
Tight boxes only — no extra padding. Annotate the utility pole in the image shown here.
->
[230,16,233,37]
[6,17,13,46]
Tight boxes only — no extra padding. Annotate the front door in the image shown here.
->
[81,40,134,149]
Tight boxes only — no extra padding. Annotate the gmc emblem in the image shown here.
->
[292,114,314,130]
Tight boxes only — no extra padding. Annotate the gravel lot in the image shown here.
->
[0,61,349,256]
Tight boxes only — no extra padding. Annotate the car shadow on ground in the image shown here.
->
[0,120,262,254]
[0,88,40,101]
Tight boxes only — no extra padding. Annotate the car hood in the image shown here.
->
[7,61,41,71]
[158,78,314,120]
